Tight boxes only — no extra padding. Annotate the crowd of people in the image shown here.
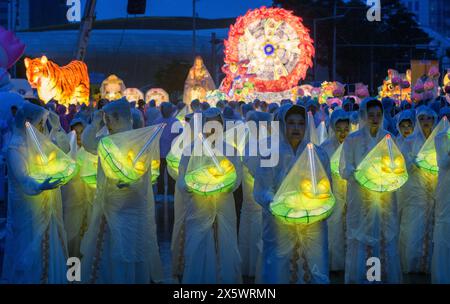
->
[1,88,450,284]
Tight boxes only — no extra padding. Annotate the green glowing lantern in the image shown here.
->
[26,122,78,186]
[184,133,237,195]
[98,124,164,184]
[77,148,98,188]
[270,143,335,224]
[415,117,449,174]
[330,144,343,177]
[355,134,408,192]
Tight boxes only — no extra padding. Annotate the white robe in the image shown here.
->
[177,144,243,284]
[398,132,436,273]
[238,163,262,278]
[61,147,95,258]
[254,139,330,284]
[321,138,347,271]
[2,133,67,283]
[432,131,450,283]
[80,160,164,284]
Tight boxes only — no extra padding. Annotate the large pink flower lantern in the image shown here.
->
[0,27,25,69]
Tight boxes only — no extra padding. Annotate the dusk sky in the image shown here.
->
[92,0,273,20]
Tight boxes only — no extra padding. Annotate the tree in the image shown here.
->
[154,59,191,99]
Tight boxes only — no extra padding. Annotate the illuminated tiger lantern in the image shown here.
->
[24,56,90,106]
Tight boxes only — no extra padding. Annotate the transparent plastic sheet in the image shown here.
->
[416,117,449,174]
[25,122,78,185]
[77,147,98,188]
[355,134,408,192]
[184,134,237,196]
[167,129,193,180]
[224,123,249,157]
[330,144,343,177]
[307,111,319,145]
[317,120,328,145]
[98,124,164,184]
[270,143,335,224]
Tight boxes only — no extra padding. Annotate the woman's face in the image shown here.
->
[399,120,413,138]
[366,106,383,130]
[418,114,434,135]
[285,113,306,148]
[334,120,350,144]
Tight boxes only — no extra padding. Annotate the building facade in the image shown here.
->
[401,0,450,38]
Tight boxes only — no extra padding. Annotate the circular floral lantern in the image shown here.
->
[223,6,314,102]
[145,88,169,107]
[123,88,144,103]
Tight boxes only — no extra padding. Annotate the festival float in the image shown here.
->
[378,69,411,102]
[354,134,408,192]
[270,143,335,224]
[221,6,314,103]
[145,88,169,106]
[100,74,126,101]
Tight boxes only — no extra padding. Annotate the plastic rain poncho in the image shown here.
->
[2,102,69,283]
[80,99,164,283]
[432,127,450,283]
[176,108,243,283]
[169,124,193,280]
[253,104,331,284]
[394,109,415,152]
[320,109,349,271]
[399,106,447,274]
[339,98,402,283]
[239,111,271,277]
[61,119,96,258]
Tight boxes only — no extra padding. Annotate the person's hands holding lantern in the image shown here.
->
[38,177,63,191]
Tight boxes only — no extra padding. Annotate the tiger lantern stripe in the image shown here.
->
[25,56,90,106]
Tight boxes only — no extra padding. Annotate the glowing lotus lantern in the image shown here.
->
[354,134,408,192]
[98,124,165,183]
[77,148,98,188]
[415,117,449,174]
[100,74,126,101]
[145,88,169,107]
[184,134,237,195]
[223,6,314,103]
[270,143,335,224]
[26,122,78,185]
[123,88,144,102]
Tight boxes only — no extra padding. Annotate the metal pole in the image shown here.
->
[75,0,97,61]
[313,19,317,81]
[332,0,337,80]
[192,0,196,59]
[211,32,216,86]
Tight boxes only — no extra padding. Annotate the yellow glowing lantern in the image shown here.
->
[100,74,126,101]
[355,135,408,192]
[270,143,335,224]
[123,88,144,103]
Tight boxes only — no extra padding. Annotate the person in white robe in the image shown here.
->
[339,98,402,284]
[80,98,163,284]
[2,101,68,283]
[253,104,330,284]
